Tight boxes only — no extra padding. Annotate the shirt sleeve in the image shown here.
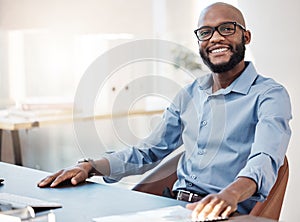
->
[103,96,184,182]
[236,85,292,201]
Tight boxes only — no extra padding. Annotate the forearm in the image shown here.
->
[82,157,111,176]
[221,176,257,203]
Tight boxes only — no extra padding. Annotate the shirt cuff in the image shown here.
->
[236,155,277,202]
[102,152,126,182]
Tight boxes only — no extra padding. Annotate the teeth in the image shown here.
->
[211,48,228,53]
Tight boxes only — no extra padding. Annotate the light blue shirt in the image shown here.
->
[104,62,292,214]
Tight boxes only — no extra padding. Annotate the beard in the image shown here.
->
[200,37,246,73]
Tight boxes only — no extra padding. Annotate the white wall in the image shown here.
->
[239,1,300,221]
[0,0,201,174]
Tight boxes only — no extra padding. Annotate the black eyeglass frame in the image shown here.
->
[194,21,246,41]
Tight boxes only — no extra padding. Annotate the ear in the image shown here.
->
[244,30,251,45]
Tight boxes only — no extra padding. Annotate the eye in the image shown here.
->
[198,29,212,38]
[219,24,235,34]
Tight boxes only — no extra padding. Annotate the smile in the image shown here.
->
[210,48,229,54]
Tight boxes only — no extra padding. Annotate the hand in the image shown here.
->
[37,162,92,188]
[186,177,257,220]
[186,191,238,221]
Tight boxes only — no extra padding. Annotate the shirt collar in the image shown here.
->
[230,61,258,95]
[197,61,258,95]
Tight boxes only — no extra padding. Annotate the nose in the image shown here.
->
[210,30,225,42]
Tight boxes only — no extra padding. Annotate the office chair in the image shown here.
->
[132,153,289,221]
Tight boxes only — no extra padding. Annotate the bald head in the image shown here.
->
[198,2,246,28]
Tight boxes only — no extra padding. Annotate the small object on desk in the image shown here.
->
[0,206,35,219]
[0,201,12,211]
[0,207,56,222]
[0,193,62,213]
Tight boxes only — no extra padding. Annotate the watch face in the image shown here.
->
[77,158,92,164]
[77,159,87,163]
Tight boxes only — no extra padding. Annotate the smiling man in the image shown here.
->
[38,2,292,221]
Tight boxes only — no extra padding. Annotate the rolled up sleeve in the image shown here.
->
[236,85,292,201]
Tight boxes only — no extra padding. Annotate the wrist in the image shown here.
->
[77,158,96,177]
[221,187,240,202]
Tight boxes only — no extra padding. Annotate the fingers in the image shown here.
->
[191,197,217,220]
[70,170,89,186]
[186,202,198,210]
[187,196,236,221]
[37,167,88,188]
[221,205,233,218]
[49,171,74,187]
[38,170,65,187]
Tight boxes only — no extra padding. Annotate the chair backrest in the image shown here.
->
[132,154,289,221]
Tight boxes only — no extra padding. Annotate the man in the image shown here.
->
[38,2,292,220]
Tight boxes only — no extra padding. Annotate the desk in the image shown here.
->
[0,109,163,165]
[0,162,276,222]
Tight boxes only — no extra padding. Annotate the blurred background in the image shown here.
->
[0,0,299,221]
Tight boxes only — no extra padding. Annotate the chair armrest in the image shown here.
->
[250,156,289,220]
[132,152,182,196]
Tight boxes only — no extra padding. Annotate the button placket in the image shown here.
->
[197,95,211,156]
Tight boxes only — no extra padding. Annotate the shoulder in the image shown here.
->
[253,74,289,96]
[254,75,292,117]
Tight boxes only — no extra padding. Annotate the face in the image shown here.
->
[197,4,250,73]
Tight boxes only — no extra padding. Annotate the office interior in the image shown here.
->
[0,0,299,221]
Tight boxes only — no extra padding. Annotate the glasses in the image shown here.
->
[194,21,246,41]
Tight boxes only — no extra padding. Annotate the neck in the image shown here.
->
[212,61,246,93]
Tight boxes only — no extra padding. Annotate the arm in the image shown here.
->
[38,105,182,188]
[186,177,257,220]
[38,102,183,188]
[38,83,191,188]
[38,158,110,188]
[187,85,291,220]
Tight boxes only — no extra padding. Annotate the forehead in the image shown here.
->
[198,5,243,27]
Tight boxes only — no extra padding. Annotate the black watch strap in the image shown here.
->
[77,158,93,164]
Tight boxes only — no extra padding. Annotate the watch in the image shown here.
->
[77,158,93,164]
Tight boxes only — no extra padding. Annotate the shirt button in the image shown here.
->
[191,175,197,180]
[201,120,207,126]
[187,182,193,187]
[198,149,206,155]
